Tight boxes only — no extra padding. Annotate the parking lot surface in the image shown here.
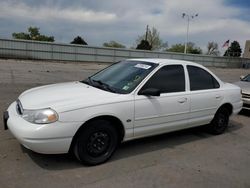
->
[0,59,250,188]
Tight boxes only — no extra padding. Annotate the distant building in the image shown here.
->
[243,40,250,58]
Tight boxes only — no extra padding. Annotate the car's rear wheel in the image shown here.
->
[208,108,229,135]
[74,119,118,165]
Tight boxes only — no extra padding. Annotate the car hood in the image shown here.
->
[233,81,250,94]
[18,82,121,112]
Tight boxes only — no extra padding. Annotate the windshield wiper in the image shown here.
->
[81,77,94,86]
[81,78,117,93]
[92,79,117,93]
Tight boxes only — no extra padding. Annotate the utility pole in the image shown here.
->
[145,25,149,41]
[182,13,198,54]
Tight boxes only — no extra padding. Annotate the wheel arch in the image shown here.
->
[69,115,125,153]
[217,103,233,116]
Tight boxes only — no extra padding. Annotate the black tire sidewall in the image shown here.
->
[210,108,229,135]
[74,120,118,165]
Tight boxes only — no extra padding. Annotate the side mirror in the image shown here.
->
[138,88,161,96]
[240,75,245,80]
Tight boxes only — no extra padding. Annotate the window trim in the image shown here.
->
[136,64,186,95]
[187,65,221,91]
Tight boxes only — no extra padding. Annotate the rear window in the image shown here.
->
[187,65,220,91]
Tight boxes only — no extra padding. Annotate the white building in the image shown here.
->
[243,40,250,58]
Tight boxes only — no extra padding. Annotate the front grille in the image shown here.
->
[242,93,250,99]
[16,99,24,115]
[243,103,250,109]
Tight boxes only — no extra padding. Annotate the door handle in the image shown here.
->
[215,95,221,99]
[178,98,187,103]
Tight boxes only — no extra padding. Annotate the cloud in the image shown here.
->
[0,1,117,23]
[0,0,249,52]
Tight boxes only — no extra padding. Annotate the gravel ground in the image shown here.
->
[0,59,249,188]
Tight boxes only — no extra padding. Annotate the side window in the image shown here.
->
[140,65,185,93]
[187,65,220,91]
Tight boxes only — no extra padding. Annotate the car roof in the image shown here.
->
[128,58,224,85]
[129,58,201,67]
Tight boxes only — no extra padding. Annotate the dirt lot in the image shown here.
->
[0,59,250,188]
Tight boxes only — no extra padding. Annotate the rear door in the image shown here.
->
[187,65,222,126]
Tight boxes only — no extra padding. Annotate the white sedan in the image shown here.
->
[4,59,242,165]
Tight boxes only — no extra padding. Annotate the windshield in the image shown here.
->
[242,74,250,82]
[82,60,158,94]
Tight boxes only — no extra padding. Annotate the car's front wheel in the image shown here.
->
[208,108,229,135]
[73,119,118,165]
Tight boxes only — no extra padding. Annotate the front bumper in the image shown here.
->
[5,102,80,154]
[242,97,250,110]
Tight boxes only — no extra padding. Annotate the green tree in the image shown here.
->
[103,41,125,48]
[167,43,184,53]
[206,42,220,56]
[136,27,163,50]
[136,40,152,50]
[167,42,202,54]
[71,36,88,45]
[223,41,242,57]
[12,27,54,42]
[12,32,30,40]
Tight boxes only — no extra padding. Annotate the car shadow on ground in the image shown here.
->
[239,109,250,117]
[22,120,244,170]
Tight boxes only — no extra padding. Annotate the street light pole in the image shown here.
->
[182,13,198,54]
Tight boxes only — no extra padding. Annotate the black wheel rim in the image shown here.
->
[86,131,110,157]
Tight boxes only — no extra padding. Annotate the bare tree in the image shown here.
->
[136,27,164,50]
[206,42,220,56]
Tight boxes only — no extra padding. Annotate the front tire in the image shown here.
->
[74,120,118,165]
[208,108,229,135]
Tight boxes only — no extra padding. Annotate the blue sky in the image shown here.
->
[227,0,250,7]
[0,0,250,54]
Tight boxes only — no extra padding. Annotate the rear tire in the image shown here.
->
[208,108,229,135]
[74,119,118,165]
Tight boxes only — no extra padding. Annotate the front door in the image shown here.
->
[134,65,190,137]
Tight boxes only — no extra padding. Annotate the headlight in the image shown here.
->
[22,108,58,124]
